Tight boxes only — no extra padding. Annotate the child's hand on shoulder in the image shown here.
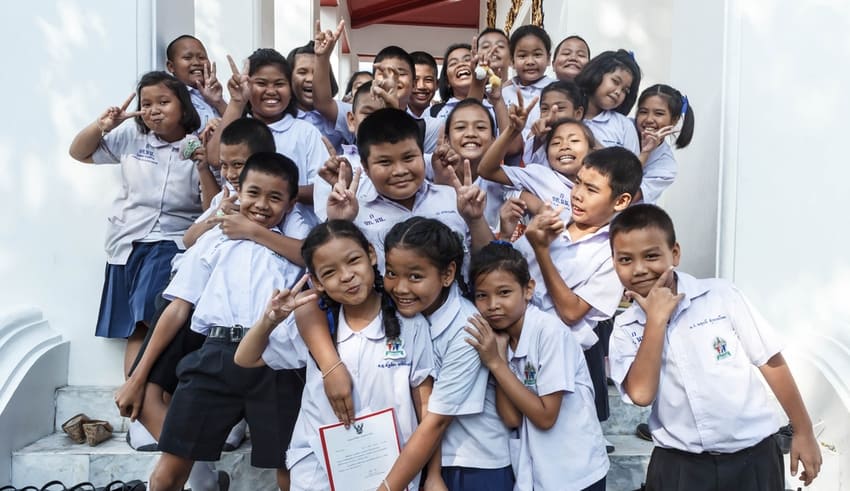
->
[226,55,251,105]
[98,92,143,134]
[450,159,487,221]
[790,426,822,487]
[524,202,565,249]
[625,266,683,325]
[464,314,509,370]
[264,275,317,326]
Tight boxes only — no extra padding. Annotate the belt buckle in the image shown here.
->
[230,324,245,343]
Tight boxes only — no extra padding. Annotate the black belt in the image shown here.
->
[208,325,248,342]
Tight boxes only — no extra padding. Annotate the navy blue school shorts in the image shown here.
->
[645,435,784,491]
[158,337,306,468]
[95,241,179,339]
[441,465,514,491]
[128,297,205,391]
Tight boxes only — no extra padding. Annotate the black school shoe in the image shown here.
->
[216,471,230,491]
[635,422,652,441]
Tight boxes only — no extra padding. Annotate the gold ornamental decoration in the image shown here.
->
[488,0,545,33]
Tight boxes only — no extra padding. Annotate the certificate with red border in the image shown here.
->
[319,407,406,491]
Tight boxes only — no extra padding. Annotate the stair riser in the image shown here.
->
[55,386,128,433]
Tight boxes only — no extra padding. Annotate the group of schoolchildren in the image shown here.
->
[68,17,823,491]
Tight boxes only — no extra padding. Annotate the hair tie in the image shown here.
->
[681,95,689,116]
[628,50,636,61]
[491,239,513,248]
[318,296,336,337]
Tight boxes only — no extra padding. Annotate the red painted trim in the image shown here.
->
[350,0,456,28]
[376,19,479,28]
[320,0,338,6]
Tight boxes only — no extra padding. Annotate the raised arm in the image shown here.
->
[450,159,495,250]
[234,275,315,368]
[69,92,142,163]
[477,91,537,185]
[206,55,251,167]
[524,207,591,325]
[312,20,346,123]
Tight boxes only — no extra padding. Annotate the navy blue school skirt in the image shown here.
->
[95,241,179,339]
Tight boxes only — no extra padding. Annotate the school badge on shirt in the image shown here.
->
[385,337,406,360]
[713,336,732,361]
[522,362,537,387]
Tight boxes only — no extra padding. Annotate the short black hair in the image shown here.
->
[134,71,200,135]
[509,24,552,57]
[166,35,203,61]
[444,99,496,138]
[470,241,531,289]
[220,118,276,155]
[609,203,677,248]
[582,146,643,198]
[356,108,423,164]
[239,151,299,200]
[477,27,508,45]
[351,81,375,111]
[373,46,415,77]
[575,49,642,115]
[541,80,587,113]
[438,43,472,101]
[410,51,438,75]
[246,48,298,118]
[287,41,339,97]
[345,70,373,96]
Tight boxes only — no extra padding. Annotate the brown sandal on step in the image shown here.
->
[61,413,91,444]
[83,420,113,446]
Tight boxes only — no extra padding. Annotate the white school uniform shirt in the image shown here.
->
[352,181,471,273]
[508,305,609,491]
[162,223,305,336]
[521,133,549,167]
[186,86,221,131]
[609,272,784,453]
[407,106,441,153]
[433,97,498,130]
[297,100,353,153]
[427,285,512,468]
[286,309,435,491]
[513,225,622,349]
[584,110,640,155]
[501,163,574,222]
[638,140,677,204]
[92,123,202,265]
[501,76,556,137]
[476,177,513,232]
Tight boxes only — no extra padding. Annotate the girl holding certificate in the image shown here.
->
[235,220,436,491]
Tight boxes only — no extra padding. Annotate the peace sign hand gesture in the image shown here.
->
[97,92,143,134]
[265,274,318,325]
[226,54,251,104]
[198,60,225,107]
[326,160,362,221]
[507,90,539,133]
[314,19,345,58]
[451,159,486,221]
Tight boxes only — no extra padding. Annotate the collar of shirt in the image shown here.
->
[342,144,359,157]
[425,284,462,339]
[406,106,425,120]
[361,179,430,205]
[508,304,543,360]
[617,271,711,326]
[590,110,614,123]
[266,113,295,133]
[146,132,181,150]
[561,223,610,245]
[509,75,554,91]
[336,307,385,343]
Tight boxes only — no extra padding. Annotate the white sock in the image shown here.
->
[225,419,247,448]
[187,461,217,491]
[127,420,157,449]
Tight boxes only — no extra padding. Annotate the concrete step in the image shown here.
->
[605,435,654,490]
[12,432,276,491]
[603,384,652,436]
[55,385,128,433]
